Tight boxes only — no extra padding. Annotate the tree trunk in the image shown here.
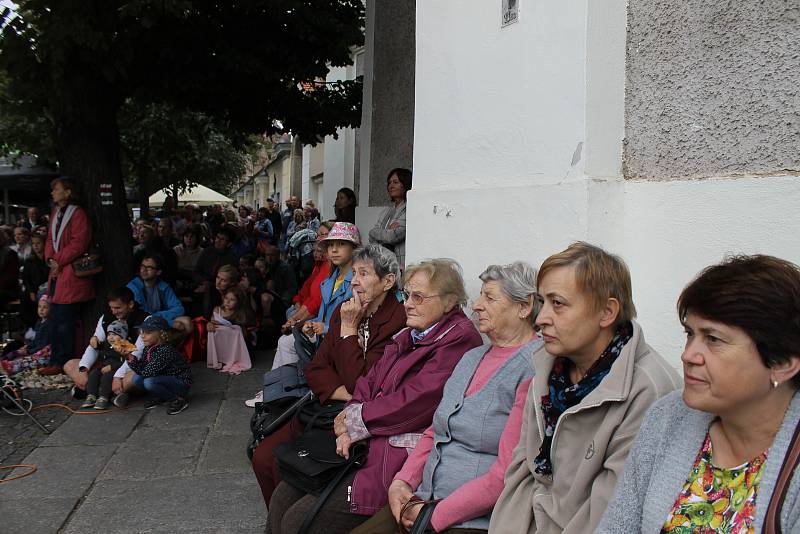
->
[51,74,133,333]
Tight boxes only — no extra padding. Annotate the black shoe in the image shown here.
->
[144,397,164,410]
[167,397,189,415]
[71,386,87,400]
[113,392,130,408]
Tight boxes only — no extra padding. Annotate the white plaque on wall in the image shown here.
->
[502,0,519,28]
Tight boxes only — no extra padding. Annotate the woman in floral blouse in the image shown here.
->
[597,255,800,534]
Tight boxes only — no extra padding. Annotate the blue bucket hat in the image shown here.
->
[136,315,170,332]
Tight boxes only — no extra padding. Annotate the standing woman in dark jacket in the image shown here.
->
[266,258,483,534]
[39,177,95,375]
[251,244,407,506]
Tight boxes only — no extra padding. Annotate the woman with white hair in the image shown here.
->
[354,261,542,534]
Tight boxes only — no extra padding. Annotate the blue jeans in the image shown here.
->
[48,302,82,366]
[131,374,189,401]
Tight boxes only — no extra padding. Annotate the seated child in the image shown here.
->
[80,320,132,410]
[207,286,254,375]
[1,295,51,375]
[127,315,192,415]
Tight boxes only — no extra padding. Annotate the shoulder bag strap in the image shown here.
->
[764,421,800,534]
[296,444,367,534]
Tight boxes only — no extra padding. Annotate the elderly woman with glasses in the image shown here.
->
[266,258,483,534]
[598,255,800,534]
[352,262,541,534]
[489,242,680,534]
[250,244,407,506]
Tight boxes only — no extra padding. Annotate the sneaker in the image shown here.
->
[113,392,130,408]
[167,397,189,415]
[94,397,111,410]
[245,390,263,408]
[71,386,87,400]
[144,397,163,410]
[81,394,97,409]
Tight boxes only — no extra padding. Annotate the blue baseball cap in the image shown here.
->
[136,315,170,332]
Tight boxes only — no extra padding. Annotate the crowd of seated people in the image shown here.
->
[3,170,799,533]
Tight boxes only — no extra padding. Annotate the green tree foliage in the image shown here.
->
[118,100,250,212]
[0,1,364,305]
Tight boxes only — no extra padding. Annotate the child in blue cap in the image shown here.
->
[126,315,192,414]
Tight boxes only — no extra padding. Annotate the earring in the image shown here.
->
[772,379,780,389]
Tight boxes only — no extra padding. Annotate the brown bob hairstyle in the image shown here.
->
[50,176,79,204]
[678,254,800,388]
[537,241,636,328]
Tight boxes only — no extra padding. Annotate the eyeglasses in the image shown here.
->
[401,290,442,305]
[140,264,159,271]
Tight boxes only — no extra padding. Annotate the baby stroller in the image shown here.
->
[286,228,317,286]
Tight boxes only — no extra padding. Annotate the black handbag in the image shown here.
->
[274,400,367,534]
[246,391,314,460]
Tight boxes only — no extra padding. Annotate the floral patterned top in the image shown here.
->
[661,433,768,533]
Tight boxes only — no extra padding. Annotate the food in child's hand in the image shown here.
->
[111,339,137,354]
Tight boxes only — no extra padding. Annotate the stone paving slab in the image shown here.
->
[97,425,208,481]
[225,371,265,400]
[215,397,255,435]
[189,363,231,394]
[140,391,224,430]
[0,444,115,501]
[39,406,145,447]
[196,432,252,475]
[0,496,80,534]
[62,473,266,534]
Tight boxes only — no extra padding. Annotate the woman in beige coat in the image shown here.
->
[489,242,680,534]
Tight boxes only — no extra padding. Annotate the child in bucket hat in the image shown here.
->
[126,316,193,415]
[320,221,361,246]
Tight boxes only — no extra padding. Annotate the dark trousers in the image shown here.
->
[48,302,81,366]
[86,358,122,399]
[250,418,304,506]
[266,474,366,534]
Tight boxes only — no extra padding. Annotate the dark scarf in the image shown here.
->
[533,321,633,477]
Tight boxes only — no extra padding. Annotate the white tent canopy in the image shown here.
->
[149,184,233,206]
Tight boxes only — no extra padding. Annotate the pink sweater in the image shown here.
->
[394,344,532,531]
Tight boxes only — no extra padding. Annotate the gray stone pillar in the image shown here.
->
[359,0,416,207]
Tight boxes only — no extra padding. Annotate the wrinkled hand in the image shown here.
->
[339,291,367,335]
[335,433,353,459]
[388,221,401,230]
[333,411,348,437]
[388,480,414,523]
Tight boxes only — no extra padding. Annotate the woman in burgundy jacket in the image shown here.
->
[39,177,94,374]
[252,244,407,505]
[266,258,483,534]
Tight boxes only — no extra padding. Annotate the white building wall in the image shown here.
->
[410,1,800,369]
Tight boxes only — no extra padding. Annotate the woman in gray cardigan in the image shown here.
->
[597,255,800,534]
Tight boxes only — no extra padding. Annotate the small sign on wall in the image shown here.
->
[502,0,519,28]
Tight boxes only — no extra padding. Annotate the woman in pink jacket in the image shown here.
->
[266,258,483,534]
[38,177,94,375]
